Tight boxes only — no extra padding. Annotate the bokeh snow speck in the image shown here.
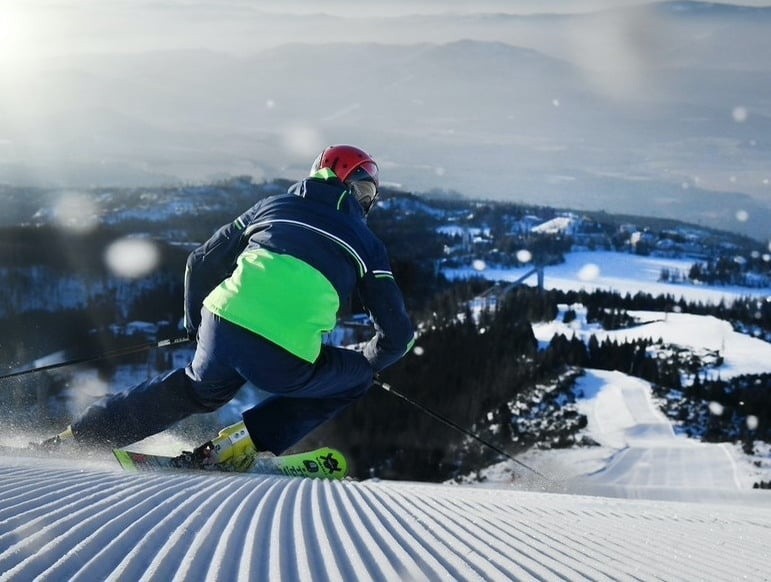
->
[516,249,533,264]
[747,415,759,431]
[736,210,749,223]
[709,401,724,416]
[578,263,601,282]
[68,376,110,415]
[472,259,487,271]
[280,126,324,159]
[104,237,161,279]
[732,106,748,123]
[53,192,98,233]
[412,346,425,356]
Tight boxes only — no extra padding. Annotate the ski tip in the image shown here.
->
[314,447,349,480]
[113,449,137,471]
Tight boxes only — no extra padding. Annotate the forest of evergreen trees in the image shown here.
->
[687,255,771,288]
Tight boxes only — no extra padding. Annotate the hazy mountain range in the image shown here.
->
[0,1,769,240]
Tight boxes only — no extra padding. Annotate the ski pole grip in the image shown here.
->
[374,378,392,391]
[157,336,192,348]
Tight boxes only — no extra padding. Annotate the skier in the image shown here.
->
[40,145,415,469]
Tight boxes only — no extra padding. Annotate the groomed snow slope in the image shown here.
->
[531,370,770,503]
[0,455,769,581]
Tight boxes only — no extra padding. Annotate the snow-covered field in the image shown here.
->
[445,250,771,305]
[533,308,771,380]
[1,249,770,580]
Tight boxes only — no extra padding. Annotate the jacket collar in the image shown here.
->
[290,174,366,219]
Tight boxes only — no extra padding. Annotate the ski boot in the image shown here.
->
[31,426,75,452]
[175,421,264,472]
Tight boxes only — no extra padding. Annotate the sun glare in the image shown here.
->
[0,6,42,72]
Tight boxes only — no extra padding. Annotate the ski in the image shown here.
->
[113,446,349,480]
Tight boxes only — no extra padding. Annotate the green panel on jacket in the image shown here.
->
[203,248,339,363]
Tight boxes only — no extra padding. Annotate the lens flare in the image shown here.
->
[578,263,601,282]
[52,192,99,233]
[104,237,161,279]
[732,106,748,123]
[280,126,324,159]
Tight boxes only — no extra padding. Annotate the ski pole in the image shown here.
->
[374,378,549,480]
[0,336,191,381]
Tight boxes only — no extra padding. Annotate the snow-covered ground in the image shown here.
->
[464,311,771,500]
[511,369,770,502]
[444,250,771,305]
[0,447,769,581]
[1,249,769,580]
[470,254,771,502]
[532,308,771,380]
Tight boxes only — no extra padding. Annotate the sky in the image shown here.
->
[2,0,770,242]
[3,0,771,61]
[1,247,770,578]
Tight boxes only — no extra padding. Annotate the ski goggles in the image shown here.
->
[350,179,379,213]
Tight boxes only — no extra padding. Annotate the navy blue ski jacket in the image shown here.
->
[184,173,415,372]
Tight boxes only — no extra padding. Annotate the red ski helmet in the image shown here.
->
[310,144,379,186]
[310,144,380,213]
